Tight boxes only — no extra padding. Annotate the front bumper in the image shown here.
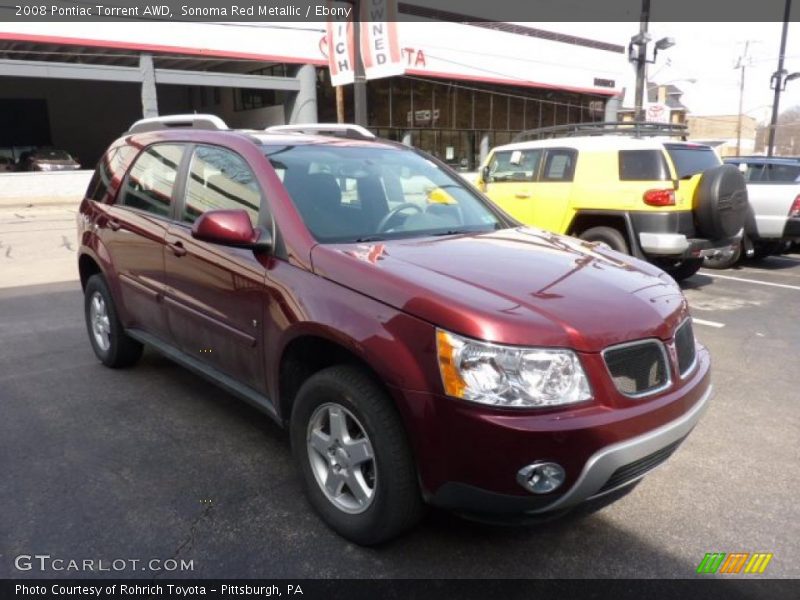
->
[525,383,710,514]
[397,345,712,517]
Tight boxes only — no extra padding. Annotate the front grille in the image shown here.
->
[603,340,669,397]
[675,319,697,376]
[596,437,685,494]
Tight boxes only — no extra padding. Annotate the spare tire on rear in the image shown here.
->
[693,164,748,240]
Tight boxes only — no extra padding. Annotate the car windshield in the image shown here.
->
[34,148,73,161]
[263,143,507,243]
[664,144,721,179]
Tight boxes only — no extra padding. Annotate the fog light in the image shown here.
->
[517,462,565,494]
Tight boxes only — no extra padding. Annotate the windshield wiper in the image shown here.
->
[430,229,484,237]
[354,235,386,243]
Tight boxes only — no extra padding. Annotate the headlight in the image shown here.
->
[436,329,592,408]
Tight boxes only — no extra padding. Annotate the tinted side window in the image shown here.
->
[183,146,260,225]
[120,144,184,217]
[88,145,138,202]
[542,149,577,181]
[487,149,542,182]
[619,150,669,181]
[664,144,721,178]
[763,163,800,182]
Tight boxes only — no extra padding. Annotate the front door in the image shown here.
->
[479,148,542,225]
[163,144,266,392]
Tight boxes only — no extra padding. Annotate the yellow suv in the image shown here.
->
[475,123,749,281]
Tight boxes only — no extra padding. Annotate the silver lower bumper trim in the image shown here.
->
[526,384,713,514]
[639,232,690,255]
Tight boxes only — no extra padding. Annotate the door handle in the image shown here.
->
[514,193,531,199]
[169,241,187,257]
[107,218,121,231]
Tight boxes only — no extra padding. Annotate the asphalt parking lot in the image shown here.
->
[1,205,798,579]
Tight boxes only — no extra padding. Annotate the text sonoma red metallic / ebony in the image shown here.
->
[77,116,712,544]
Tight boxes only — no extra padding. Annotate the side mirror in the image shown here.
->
[481,165,491,183]
[191,209,271,252]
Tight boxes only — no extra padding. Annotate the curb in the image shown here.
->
[0,198,82,210]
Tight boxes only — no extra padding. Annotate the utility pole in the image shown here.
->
[735,41,751,156]
[352,0,368,126]
[767,0,792,157]
[634,0,651,121]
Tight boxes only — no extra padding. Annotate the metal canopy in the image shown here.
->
[0,58,301,91]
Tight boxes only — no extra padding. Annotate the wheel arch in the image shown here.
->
[274,321,433,427]
[565,210,643,258]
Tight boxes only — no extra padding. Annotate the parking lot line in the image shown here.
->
[769,255,800,264]
[691,318,725,328]
[699,271,800,292]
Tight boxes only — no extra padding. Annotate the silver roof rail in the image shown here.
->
[265,123,376,140]
[128,114,228,134]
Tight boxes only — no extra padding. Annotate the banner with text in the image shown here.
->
[359,0,404,80]
[325,2,355,86]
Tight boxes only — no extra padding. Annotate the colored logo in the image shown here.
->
[696,552,773,575]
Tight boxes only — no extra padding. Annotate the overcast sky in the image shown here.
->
[539,21,800,122]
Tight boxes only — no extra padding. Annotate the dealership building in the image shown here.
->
[0,17,628,169]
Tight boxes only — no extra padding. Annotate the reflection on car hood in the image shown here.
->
[311,227,689,352]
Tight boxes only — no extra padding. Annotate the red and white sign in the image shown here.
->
[326,4,355,87]
[645,102,671,124]
[359,0,404,80]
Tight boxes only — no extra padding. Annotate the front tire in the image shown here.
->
[84,274,143,368]
[290,365,423,545]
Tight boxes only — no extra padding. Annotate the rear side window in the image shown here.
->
[664,144,721,179]
[619,150,669,181]
[119,144,184,217]
[183,146,260,225]
[761,163,800,183]
[486,149,542,182]
[541,149,577,181]
[87,145,138,202]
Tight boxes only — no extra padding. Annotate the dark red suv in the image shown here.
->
[78,116,712,544]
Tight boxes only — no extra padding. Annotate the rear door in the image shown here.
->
[163,144,267,392]
[528,147,578,233]
[101,143,185,339]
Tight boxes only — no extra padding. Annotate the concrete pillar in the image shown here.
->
[604,93,622,123]
[139,53,158,118]
[287,64,317,124]
[479,134,490,165]
[401,131,412,146]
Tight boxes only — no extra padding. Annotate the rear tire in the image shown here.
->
[290,365,423,545]
[578,226,629,254]
[702,241,742,270]
[660,258,703,282]
[84,274,143,368]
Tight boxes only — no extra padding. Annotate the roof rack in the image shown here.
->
[512,121,689,143]
[265,123,376,141]
[128,114,228,134]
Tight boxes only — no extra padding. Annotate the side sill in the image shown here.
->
[126,328,282,426]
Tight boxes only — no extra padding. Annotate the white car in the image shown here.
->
[703,157,800,268]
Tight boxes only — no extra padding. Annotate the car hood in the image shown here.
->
[310,227,689,352]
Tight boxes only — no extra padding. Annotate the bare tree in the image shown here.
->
[756,105,800,155]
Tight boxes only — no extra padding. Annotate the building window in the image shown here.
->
[233,88,278,111]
